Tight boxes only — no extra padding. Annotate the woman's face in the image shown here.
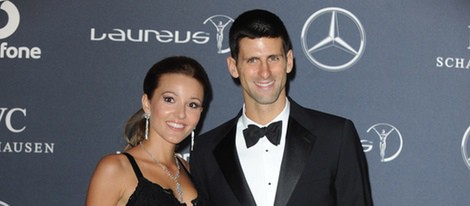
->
[142,73,204,145]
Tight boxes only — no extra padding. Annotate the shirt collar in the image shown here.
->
[241,98,290,128]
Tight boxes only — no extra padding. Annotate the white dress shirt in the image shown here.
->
[235,99,290,206]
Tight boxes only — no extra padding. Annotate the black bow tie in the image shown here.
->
[243,121,282,148]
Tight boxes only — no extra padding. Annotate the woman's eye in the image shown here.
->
[189,102,201,109]
[163,96,174,103]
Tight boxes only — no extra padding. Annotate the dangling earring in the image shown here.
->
[144,113,150,140]
[190,130,195,151]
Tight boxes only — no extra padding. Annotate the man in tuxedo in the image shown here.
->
[190,9,373,206]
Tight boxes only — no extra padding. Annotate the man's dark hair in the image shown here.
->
[229,9,293,61]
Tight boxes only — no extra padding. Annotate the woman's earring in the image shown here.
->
[144,113,150,140]
[190,130,195,151]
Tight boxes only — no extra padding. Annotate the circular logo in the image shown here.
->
[301,7,365,72]
[203,14,233,54]
[366,123,403,162]
[0,0,20,39]
[0,200,9,206]
[461,126,470,170]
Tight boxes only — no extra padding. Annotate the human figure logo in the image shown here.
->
[461,126,470,170]
[365,123,403,162]
[0,0,20,39]
[301,7,365,72]
[203,15,233,54]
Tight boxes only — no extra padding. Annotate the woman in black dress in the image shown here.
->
[86,56,211,206]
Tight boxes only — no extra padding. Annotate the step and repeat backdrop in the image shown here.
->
[1,0,469,205]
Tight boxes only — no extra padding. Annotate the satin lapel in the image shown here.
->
[213,126,257,206]
[274,117,316,206]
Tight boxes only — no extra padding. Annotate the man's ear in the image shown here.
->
[286,49,294,74]
[227,56,239,78]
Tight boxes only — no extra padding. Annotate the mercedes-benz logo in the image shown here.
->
[301,7,365,72]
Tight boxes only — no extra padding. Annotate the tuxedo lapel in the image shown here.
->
[274,116,316,206]
[213,125,257,206]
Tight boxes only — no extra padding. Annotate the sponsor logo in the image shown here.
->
[461,126,470,170]
[0,0,42,59]
[90,28,210,44]
[436,57,470,69]
[203,15,233,54]
[0,0,20,39]
[0,200,9,206]
[0,107,26,133]
[362,123,403,162]
[0,107,54,154]
[301,7,365,72]
[91,14,234,54]
[435,25,470,70]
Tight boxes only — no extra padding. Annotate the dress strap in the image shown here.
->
[122,152,144,179]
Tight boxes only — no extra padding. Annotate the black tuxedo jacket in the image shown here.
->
[190,100,373,206]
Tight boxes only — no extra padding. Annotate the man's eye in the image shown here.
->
[247,58,257,64]
[269,56,281,62]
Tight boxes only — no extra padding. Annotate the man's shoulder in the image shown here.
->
[290,99,350,124]
[290,100,358,140]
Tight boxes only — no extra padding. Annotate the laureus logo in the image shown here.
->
[0,0,20,39]
[301,7,365,72]
[461,126,470,170]
[203,15,233,54]
[364,123,403,162]
[0,200,9,206]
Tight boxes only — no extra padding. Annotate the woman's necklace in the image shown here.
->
[139,142,183,203]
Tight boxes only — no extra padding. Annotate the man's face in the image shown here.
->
[227,37,293,107]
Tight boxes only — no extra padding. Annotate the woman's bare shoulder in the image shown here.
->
[93,153,132,178]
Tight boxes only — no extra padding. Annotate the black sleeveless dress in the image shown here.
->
[122,153,204,206]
